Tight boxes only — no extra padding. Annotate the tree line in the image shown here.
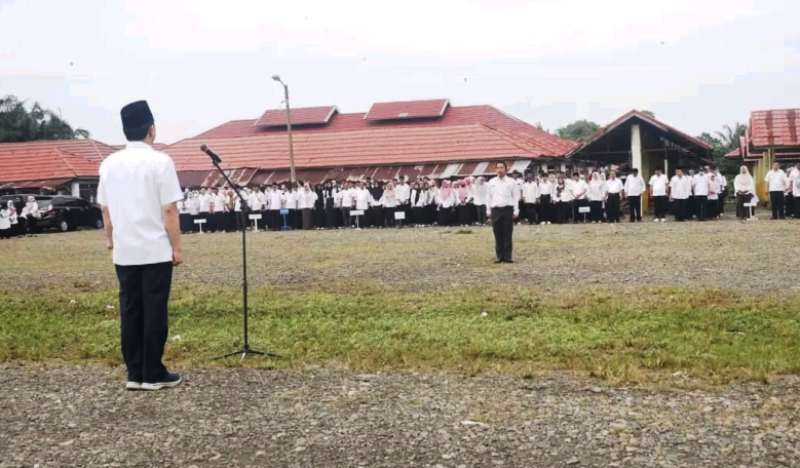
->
[0,95,89,143]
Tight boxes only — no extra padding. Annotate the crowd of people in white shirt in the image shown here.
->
[0,196,41,239]
[166,162,800,235]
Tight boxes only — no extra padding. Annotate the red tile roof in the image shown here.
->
[0,139,116,164]
[749,109,800,148]
[167,123,562,173]
[0,141,101,183]
[191,105,564,142]
[254,106,338,127]
[364,99,450,121]
[724,148,741,158]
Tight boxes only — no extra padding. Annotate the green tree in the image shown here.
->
[640,110,656,119]
[697,123,747,174]
[555,119,601,142]
[0,95,89,143]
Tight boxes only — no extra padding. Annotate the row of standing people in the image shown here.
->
[0,196,42,239]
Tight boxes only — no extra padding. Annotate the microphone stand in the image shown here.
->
[206,155,279,362]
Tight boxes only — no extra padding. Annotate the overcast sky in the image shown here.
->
[1,0,798,145]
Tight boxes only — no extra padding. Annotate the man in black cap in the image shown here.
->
[97,100,184,391]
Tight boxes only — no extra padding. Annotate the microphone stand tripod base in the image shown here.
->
[212,345,279,363]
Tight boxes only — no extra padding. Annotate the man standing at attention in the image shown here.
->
[623,168,646,222]
[649,168,669,222]
[97,101,183,391]
[669,168,691,222]
[765,162,788,220]
[487,162,520,264]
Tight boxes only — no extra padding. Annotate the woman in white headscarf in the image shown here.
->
[734,165,755,220]
[20,196,40,236]
[436,180,456,227]
[6,197,19,237]
[707,173,720,219]
[381,181,399,227]
[587,172,606,223]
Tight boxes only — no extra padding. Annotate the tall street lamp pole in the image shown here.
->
[272,74,296,184]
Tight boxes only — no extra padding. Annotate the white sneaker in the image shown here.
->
[540,222,546,225]
[547,222,552,225]
[126,381,142,390]
[653,219,659,223]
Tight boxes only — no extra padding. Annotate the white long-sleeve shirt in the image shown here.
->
[522,182,539,203]
[410,189,426,208]
[486,176,521,216]
[298,189,319,209]
[624,175,646,196]
[395,184,411,204]
[765,169,788,192]
[268,190,283,210]
[436,189,456,208]
[339,188,354,208]
[471,184,489,206]
[198,193,213,212]
[381,190,398,208]
[587,182,606,202]
[538,181,554,197]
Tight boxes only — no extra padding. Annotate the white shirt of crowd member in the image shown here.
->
[649,170,669,197]
[353,183,373,210]
[693,170,710,197]
[790,163,800,197]
[395,180,411,206]
[21,196,40,219]
[606,173,623,195]
[669,170,693,200]
[734,166,755,196]
[764,163,789,192]
[623,171,646,197]
[436,181,456,208]
[298,185,320,209]
[486,172,521,217]
[708,174,720,201]
[571,174,588,200]
[522,177,540,204]
[472,177,489,207]
[538,175,554,197]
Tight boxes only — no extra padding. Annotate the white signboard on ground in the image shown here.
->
[351,210,365,216]
[578,206,591,214]
[394,211,406,220]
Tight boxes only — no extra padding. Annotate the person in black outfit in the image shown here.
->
[314,184,325,228]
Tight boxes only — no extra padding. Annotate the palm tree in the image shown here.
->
[715,123,747,153]
[73,128,90,139]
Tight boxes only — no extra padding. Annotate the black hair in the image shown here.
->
[495,161,507,169]
[572,172,580,177]
[124,125,151,142]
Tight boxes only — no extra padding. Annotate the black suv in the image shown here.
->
[0,194,104,232]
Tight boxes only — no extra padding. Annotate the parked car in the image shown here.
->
[0,194,103,232]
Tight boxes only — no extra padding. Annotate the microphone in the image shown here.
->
[200,144,222,164]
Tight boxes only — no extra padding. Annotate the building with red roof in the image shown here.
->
[726,108,800,199]
[167,99,578,187]
[0,139,111,198]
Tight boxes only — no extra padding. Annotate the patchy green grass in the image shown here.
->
[2,286,799,385]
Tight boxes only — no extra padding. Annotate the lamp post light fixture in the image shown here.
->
[272,74,296,184]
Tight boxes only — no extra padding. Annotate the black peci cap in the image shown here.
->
[121,100,155,140]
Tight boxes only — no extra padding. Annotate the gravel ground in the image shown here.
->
[2,366,799,468]
[2,212,799,294]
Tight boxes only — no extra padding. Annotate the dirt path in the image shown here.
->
[1,366,798,467]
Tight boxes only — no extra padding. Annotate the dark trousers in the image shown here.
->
[179,214,191,233]
[491,206,513,262]
[302,208,313,230]
[557,201,570,224]
[341,208,351,227]
[606,193,621,223]
[695,195,708,221]
[524,203,537,225]
[786,194,794,217]
[573,199,587,222]
[412,207,423,225]
[539,195,551,223]
[115,262,173,383]
[736,193,750,219]
[437,207,450,227]
[214,212,226,232]
[795,196,800,219]
[628,195,641,221]
[719,192,727,214]
[674,199,688,221]
[590,201,603,222]
[476,205,487,225]
[235,211,246,231]
[653,196,667,220]
[708,198,719,219]
[770,191,785,219]
[199,212,211,231]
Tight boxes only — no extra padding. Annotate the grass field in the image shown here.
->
[2,219,800,385]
